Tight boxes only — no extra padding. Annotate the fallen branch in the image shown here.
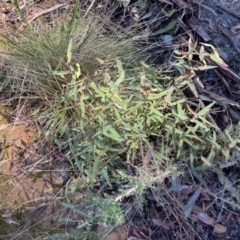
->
[193,78,240,108]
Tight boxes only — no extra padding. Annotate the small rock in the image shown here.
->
[50,164,69,187]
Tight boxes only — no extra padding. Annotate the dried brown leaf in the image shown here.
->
[144,145,154,168]
[183,187,194,196]
[132,228,142,238]
[168,184,193,193]
[214,223,227,233]
[198,212,214,226]
[172,0,190,9]
[199,192,211,201]
[231,24,240,34]
[214,69,231,93]
[193,79,240,107]
[152,218,170,230]
[188,18,212,42]
[208,92,240,107]
[189,213,198,222]
[228,106,240,122]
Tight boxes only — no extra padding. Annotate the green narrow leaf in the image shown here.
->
[13,0,28,25]
[210,53,225,65]
[137,0,147,10]
[53,71,69,76]
[96,58,105,65]
[61,202,89,218]
[80,98,85,116]
[153,20,177,36]
[140,61,151,69]
[116,59,123,72]
[200,156,212,167]
[198,116,216,129]
[191,119,209,131]
[198,102,215,116]
[103,125,124,142]
[83,0,96,18]
[114,60,125,87]
[190,149,207,188]
[115,71,125,88]
[201,43,227,66]
[140,12,152,20]
[161,9,177,17]
[64,179,71,199]
[90,82,106,99]
[90,154,99,185]
[177,138,184,158]
[102,169,111,186]
[197,65,217,70]
[75,63,81,78]
[148,90,169,100]
[187,82,199,98]
[30,108,40,116]
[176,102,188,120]
[114,108,122,121]
[172,127,177,149]
[68,0,80,29]
[184,188,202,217]
[183,138,195,148]
[72,86,78,101]
[67,38,73,64]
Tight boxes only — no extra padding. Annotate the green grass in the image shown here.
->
[0,1,240,239]
[0,10,146,137]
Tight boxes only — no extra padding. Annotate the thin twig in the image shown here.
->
[214,69,232,94]
[27,3,68,24]
[217,2,240,19]
[193,78,240,108]
[192,0,217,17]
[219,28,240,55]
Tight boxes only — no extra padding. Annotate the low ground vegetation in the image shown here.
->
[0,0,240,239]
